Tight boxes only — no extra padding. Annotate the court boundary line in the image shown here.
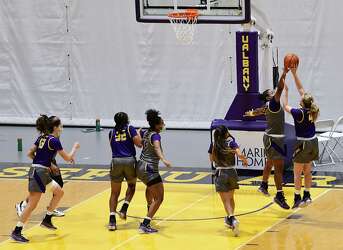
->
[110,193,211,250]
[120,202,274,222]
[0,187,111,246]
[235,189,332,250]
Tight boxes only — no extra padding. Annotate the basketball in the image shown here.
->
[284,53,299,69]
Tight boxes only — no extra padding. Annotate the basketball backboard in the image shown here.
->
[135,0,251,24]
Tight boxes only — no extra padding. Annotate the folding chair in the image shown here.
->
[320,116,343,162]
[314,119,335,166]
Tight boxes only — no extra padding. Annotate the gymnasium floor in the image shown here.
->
[1,126,343,250]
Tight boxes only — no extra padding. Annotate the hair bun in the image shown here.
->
[146,109,160,122]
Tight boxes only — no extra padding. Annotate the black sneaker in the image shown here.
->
[274,193,290,210]
[300,191,312,207]
[138,223,158,234]
[258,185,270,197]
[11,231,29,243]
[108,221,117,231]
[40,219,57,230]
[118,210,127,220]
[292,194,302,209]
[224,216,232,229]
[108,215,117,231]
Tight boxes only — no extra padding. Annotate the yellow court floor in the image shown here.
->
[0,180,336,250]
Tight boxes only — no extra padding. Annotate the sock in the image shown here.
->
[142,217,151,227]
[110,212,116,216]
[304,188,310,192]
[47,211,53,216]
[295,190,301,195]
[120,201,129,212]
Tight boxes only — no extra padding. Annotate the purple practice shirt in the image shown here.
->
[109,125,138,158]
[291,108,316,138]
[33,135,63,167]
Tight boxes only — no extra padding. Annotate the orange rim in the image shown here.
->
[168,9,199,19]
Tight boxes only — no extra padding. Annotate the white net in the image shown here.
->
[168,10,198,45]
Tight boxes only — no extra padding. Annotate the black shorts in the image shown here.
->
[136,160,162,186]
[147,175,163,187]
[293,137,319,163]
[51,172,64,188]
[263,134,286,160]
[28,166,52,193]
[214,168,239,192]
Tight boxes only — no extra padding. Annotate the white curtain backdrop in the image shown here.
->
[0,0,341,128]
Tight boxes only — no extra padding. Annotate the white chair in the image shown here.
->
[314,119,336,166]
[320,116,343,162]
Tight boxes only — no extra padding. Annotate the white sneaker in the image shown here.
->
[15,200,27,218]
[15,203,23,218]
[232,218,240,237]
[52,209,65,217]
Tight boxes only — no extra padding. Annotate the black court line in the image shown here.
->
[116,201,274,222]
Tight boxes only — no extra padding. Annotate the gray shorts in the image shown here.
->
[136,160,162,186]
[110,157,137,183]
[263,134,286,160]
[293,137,319,163]
[214,168,239,192]
[28,166,52,193]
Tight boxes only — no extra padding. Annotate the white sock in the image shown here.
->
[304,188,310,192]
[295,190,301,195]
[110,212,116,216]
[47,211,53,216]
[124,201,130,205]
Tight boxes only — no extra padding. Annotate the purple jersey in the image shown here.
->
[109,125,138,158]
[291,108,316,138]
[33,135,63,167]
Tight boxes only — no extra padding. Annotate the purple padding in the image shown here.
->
[211,119,267,131]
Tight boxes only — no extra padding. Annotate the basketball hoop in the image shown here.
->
[168,9,199,45]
